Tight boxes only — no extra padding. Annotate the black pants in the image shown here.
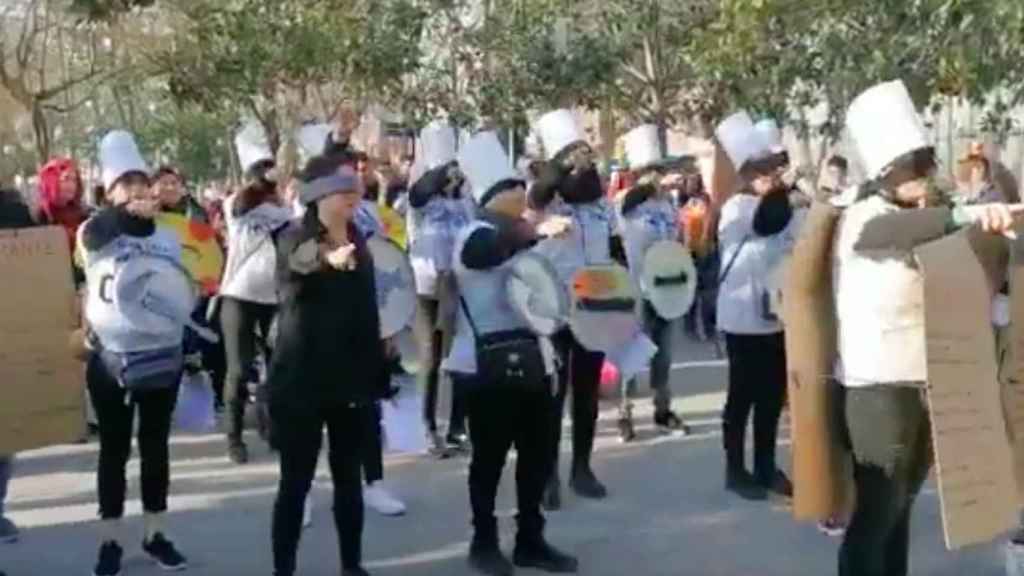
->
[418,296,467,435]
[271,401,372,575]
[192,296,227,405]
[362,402,383,484]
[839,385,932,576]
[550,329,604,475]
[220,297,276,445]
[87,353,180,519]
[722,332,787,482]
[458,374,553,545]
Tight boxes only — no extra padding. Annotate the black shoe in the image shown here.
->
[725,468,768,501]
[468,543,515,576]
[513,539,578,573]
[446,431,471,453]
[758,470,794,499]
[569,466,607,499]
[616,415,636,443]
[342,567,371,576]
[228,442,249,464]
[428,431,451,459]
[93,540,123,576]
[541,476,561,511]
[143,532,188,571]
[1013,526,1024,546]
[654,410,691,435]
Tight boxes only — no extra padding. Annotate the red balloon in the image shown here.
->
[599,360,620,397]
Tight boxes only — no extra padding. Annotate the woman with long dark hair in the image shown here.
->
[269,157,389,576]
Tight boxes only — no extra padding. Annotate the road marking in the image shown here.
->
[671,359,727,370]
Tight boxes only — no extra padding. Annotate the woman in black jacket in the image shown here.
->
[269,156,387,576]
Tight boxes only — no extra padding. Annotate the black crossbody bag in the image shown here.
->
[459,294,546,389]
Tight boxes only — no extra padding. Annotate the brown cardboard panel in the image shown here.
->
[783,202,853,521]
[0,227,85,454]
[916,232,1018,549]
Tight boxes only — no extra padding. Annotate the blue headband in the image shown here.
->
[299,172,359,205]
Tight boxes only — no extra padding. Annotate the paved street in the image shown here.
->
[1,334,1014,575]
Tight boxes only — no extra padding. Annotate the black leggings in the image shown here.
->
[550,329,604,475]
[722,332,787,482]
[418,296,467,435]
[271,401,372,575]
[458,374,553,545]
[87,353,180,520]
[220,297,276,444]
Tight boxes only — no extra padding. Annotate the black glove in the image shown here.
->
[528,161,569,210]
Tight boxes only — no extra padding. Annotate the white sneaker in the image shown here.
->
[364,483,406,517]
[303,495,313,529]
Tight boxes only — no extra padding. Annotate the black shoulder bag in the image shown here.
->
[459,294,547,389]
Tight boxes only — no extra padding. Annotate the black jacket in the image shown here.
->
[0,189,34,229]
[267,211,387,410]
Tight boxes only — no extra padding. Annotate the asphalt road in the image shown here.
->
[1,332,1015,576]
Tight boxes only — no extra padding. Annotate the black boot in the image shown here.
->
[541,474,561,511]
[569,461,607,500]
[725,466,767,501]
[469,521,514,576]
[756,469,793,499]
[513,535,578,573]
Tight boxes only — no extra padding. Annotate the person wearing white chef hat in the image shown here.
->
[834,79,1023,576]
[80,130,191,576]
[446,131,577,576]
[529,108,614,508]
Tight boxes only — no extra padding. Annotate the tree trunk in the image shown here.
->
[31,101,50,163]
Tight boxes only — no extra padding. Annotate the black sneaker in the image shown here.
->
[513,539,578,573]
[617,415,636,443]
[93,541,123,576]
[227,442,249,465]
[725,468,768,501]
[758,470,793,499]
[468,544,515,576]
[569,466,607,499]
[541,476,561,511]
[341,567,371,576]
[143,533,188,571]
[654,410,691,435]
[445,431,471,454]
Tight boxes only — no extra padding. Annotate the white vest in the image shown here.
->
[619,196,679,297]
[834,195,926,386]
[443,220,555,376]
[407,196,473,296]
[533,198,615,287]
[220,195,293,304]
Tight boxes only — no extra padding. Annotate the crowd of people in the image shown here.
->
[1,76,1023,576]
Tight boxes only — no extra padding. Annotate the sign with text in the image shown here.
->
[917,232,1018,549]
[0,227,85,453]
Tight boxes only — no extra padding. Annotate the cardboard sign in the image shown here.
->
[782,202,853,521]
[0,227,85,453]
[916,232,1018,549]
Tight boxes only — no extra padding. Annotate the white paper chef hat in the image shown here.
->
[99,130,149,190]
[234,120,274,173]
[754,118,784,154]
[419,120,458,170]
[715,110,768,171]
[624,124,664,171]
[534,109,586,160]
[458,131,522,205]
[295,122,332,162]
[846,80,930,179]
